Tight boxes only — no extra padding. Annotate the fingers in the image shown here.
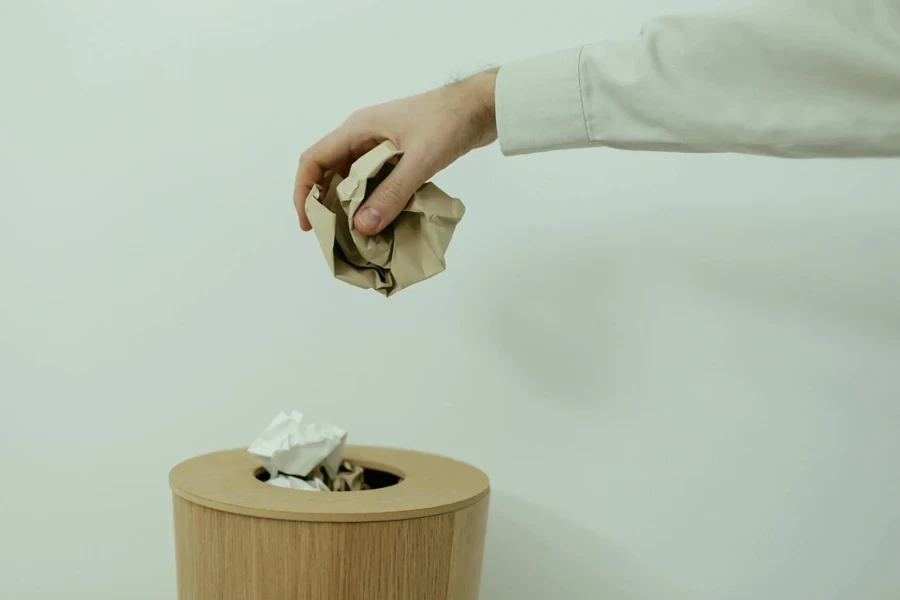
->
[353,152,432,236]
[294,158,322,231]
[294,129,357,231]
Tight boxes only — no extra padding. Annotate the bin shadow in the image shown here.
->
[480,492,689,600]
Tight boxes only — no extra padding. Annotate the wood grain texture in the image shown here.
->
[170,446,490,522]
[445,497,490,600]
[171,446,490,599]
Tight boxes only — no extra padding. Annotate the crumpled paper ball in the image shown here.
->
[247,411,346,479]
[305,141,465,297]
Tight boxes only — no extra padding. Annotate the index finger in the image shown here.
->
[293,157,323,231]
[293,130,353,231]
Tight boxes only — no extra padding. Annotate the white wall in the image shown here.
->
[2,1,899,598]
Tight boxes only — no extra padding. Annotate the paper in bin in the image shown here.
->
[268,474,331,492]
[248,411,346,479]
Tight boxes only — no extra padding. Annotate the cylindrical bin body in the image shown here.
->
[169,446,490,599]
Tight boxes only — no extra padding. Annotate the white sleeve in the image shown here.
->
[495,0,900,158]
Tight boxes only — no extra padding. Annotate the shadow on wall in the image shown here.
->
[668,227,900,343]
[465,222,900,406]
[465,247,639,410]
[481,492,689,600]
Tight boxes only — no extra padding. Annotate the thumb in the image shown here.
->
[353,155,430,236]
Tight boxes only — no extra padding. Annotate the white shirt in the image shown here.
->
[495,0,900,158]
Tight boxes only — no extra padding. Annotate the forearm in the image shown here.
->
[496,0,900,158]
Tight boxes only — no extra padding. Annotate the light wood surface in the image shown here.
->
[169,446,490,522]
[444,498,490,599]
[171,446,490,599]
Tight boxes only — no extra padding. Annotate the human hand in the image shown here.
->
[293,69,498,235]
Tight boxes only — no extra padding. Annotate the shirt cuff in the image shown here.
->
[495,46,592,156]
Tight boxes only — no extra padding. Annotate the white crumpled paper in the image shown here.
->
[268,474,331,491]
[248,411,347,486]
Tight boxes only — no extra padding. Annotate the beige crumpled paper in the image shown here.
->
[332,461,367,492]
[305,141,465,296]
[306,461,369,492]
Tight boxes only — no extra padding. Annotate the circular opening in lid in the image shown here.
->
[254,466,403,491]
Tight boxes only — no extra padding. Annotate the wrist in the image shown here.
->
[467,68,499,145]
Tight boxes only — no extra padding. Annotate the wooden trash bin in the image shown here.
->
[169,446,490,599]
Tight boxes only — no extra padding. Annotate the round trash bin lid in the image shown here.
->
[169,446,490,522]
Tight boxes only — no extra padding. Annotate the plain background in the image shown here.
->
[2,0,900,598]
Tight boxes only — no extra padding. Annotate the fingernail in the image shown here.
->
[356,207,381,231]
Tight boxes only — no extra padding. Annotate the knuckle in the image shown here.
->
[374,178,406,207]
